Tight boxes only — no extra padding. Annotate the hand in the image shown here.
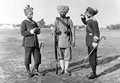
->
[92,42,98,48]
[34,28,41,34]
[30,28,36,34]
[71,42,75,47]
[93,36,99,42]
[80,14,85,18]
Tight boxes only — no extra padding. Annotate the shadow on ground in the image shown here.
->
[41,55,120,76]
[97,63,120,77]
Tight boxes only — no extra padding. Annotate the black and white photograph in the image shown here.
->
[0,0,120,83]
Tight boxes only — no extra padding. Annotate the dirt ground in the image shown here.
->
[0,29,120,83]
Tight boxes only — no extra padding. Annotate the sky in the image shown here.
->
[0,0,120,28]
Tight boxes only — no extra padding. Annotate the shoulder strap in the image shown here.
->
[56,17,70,30]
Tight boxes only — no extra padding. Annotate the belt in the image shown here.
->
[87,33,93,35]
[56,31,70,35]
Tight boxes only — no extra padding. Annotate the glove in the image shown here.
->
[80,14,85,18]
[30,28,36,34]
[71,41,75,47]
[92,42,98,48]
[34,28,41,34]
[93,36,99,43]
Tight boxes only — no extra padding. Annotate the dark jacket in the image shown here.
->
[21,20,40,47]
[81,17,100,47]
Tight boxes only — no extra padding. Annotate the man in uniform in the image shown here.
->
[81,7,100,79]
[54,5,75,75]
[21,5,41,77]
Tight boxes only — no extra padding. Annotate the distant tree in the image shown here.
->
[37,19,55,28]
[106,24,120,30]
[13,24,20,28]
[37,19,45,28]
[74,25,85,29]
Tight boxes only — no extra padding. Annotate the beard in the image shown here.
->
[60,13,66,18]
[28,17,33,21]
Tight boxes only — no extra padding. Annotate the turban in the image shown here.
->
[24,5,33,16]
[57,5,69,14]
[86,7,98,16]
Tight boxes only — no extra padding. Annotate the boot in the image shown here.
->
[25,64,34,77]
[88,66,97,79]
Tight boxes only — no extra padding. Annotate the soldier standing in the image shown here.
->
[21,5,41,77]
[54,5,75,75]
[81,7,100,79]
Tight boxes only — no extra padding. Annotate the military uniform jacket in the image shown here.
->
[81,17,100,47]
[54,17,73,48]
[21,19,39,47]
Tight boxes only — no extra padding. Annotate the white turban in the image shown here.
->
[57,5,69,14]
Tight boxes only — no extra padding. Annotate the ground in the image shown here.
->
[0,29,120,83]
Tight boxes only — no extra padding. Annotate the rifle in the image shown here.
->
[54,34,58,74]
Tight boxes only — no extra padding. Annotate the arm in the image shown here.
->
[53,20,59,43]
[21,21,34,37]
[81,15,87,25]
[34,22,41,35]
[92,20,100,43]
[69,19,75,46]
[53,20,57,36]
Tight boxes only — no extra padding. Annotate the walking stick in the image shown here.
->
[82,36,106,64]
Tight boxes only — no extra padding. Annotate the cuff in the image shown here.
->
[94,36,99,40]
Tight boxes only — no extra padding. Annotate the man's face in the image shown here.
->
[86,12,92,18]
[26,11,33,19]
[60,12,66,18]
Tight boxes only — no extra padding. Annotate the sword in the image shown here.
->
[82,36,106,64]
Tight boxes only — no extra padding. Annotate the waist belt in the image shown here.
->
[87,33,93,35]
[56,31,70,35]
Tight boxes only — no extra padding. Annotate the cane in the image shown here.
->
[82,36,106,64]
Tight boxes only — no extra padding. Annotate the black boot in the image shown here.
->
[25,64,34,77]
[88,66,97,79]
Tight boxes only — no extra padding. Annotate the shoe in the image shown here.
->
[65,71,71,76]
[88,73,97,79]
[59,70,64,75]
[33,69,41,76]
[27,71,34,77]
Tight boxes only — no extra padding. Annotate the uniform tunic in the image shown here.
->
[54,17,73,48]
[54,17,73,61]
[81,18,100,47]
[21,20,39,47]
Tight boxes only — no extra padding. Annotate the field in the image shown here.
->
[0,29,120,83]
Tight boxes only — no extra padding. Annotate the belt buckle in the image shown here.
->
[88,33,92,35]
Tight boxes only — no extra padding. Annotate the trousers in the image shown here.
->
[24,47,41,65]
[88,46,97,67]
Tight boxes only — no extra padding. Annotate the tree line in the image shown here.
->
[106,24,120,30]
[1,19,120,30]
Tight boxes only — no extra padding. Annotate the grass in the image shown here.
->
[0,29,120,83]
